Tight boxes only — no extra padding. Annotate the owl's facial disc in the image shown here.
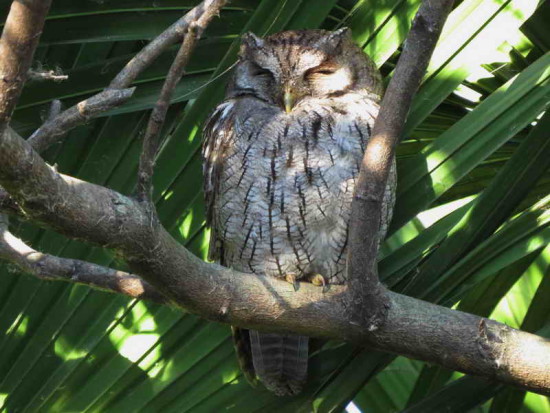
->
[233,29,364,112]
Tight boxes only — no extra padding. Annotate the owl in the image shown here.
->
[202,28,396,396]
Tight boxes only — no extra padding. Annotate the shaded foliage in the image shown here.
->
[0,0,548,411]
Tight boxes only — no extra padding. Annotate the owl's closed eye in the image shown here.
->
[227,28,383,113]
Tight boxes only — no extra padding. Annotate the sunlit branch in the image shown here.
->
[346,0,456,328]
[27,68,68,82]
[0,215,167,304]
[0,122,549,395]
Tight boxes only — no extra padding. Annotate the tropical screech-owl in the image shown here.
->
[202,28,396,396]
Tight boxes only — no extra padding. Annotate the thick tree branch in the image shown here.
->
[0,88,134,215]
[0,0,53,133]
[0,126,549,395]
[137,0,227,202]
[346,0,455,329]
[0,0,53,215]
[0,215,167,304]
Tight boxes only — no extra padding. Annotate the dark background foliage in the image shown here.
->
[0,0,548,411]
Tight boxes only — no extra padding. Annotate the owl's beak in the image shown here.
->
[283,88,295,114]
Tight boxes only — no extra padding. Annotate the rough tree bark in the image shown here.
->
[346,0,455,330]
[0,215,166,304]
[0,0,52,132]
[137,0,226,202]
[0,0,549,397]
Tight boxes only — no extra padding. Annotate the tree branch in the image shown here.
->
[109,0,228,90]
[27,0,232,154]
[27,88,136,153]
[0,0,228,212]
[0,0,53,216]
[0,7,150,293]
[346,0,455,329]
[0,188,21,215]
[27,68,68,82]
[137,0,227,202]
[0,0,53,133]
[46,99,62,121]
[0,215,167,304]
[0,125,548,395]
[0,88,134,215]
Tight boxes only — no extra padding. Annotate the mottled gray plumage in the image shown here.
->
[203,28,396,396]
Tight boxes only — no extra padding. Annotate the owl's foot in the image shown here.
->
[308,273,328,292]
[285,273,299,291]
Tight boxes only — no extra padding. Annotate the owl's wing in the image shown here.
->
[202,102,264,387]
[202,101,235,263]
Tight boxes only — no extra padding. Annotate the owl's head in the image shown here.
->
[228,29,382,113]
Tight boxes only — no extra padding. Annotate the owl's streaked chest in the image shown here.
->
[214,96,378,283]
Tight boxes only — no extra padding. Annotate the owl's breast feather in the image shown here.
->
[214,96,376,283]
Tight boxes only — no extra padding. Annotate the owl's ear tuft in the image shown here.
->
[240,32,264,56]
[331,27,352,39]
[318,27,351,50]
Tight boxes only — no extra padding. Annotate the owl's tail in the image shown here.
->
[232,328,309,396]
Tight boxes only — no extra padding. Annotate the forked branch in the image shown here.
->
[0,215,167,304]
[0,0,226,220]
[109,0,229,89]
[27,88,136,153]
[0,0,229,214]
[137,0,228,203]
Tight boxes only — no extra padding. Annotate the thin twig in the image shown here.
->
[24,0,230,158]
[136,0,227,203]
[28,69,68,82]
[109,0,228,89]
[27,88,136,153]
[0,215,167,304]
[0,0,53,134]
[346,0,456,328]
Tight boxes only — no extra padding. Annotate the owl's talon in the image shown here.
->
[309,273,329,292]
[285,273,299,291]
[309,273,326,287]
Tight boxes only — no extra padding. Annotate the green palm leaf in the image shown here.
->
[0,1,548,412]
